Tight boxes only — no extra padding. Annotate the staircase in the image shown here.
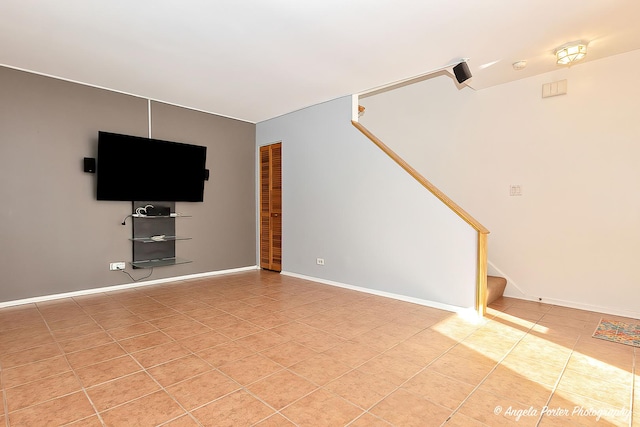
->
[486,276,507,305]
[351,118,492,315]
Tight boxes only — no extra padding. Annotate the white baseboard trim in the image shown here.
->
[503,294,640,320]
[486,261,640,319]
[281,271,477,317]
[0,265,259,309]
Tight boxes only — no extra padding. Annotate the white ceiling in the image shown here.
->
[2,1,639,123]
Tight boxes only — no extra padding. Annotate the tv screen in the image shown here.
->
[97,131,207,202]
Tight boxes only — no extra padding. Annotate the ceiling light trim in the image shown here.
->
[555,41,588,65]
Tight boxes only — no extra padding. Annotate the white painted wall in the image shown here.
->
[360,50,640,318]
[256,96,478,309]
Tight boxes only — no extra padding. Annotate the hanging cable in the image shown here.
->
[119,267,153,282]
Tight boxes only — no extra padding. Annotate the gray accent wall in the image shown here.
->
[150,102,256,275]
[256,96,477,309]
[0,66,255,303]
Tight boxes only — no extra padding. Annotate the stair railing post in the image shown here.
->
[476,232,488,316]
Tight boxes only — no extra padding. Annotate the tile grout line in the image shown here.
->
[0,354,6,427]
[437,308,539,426]
[182,288,350,425]
[340,311,491,426]
[70,286,246,424]
[532,325,581,427]
[629,347,635,427]
[244,381,306,427]
[245,311,394,423]
[2,388,8,427]
[4,275,635,426]
[273,365,357,422]
[0,281,507,426]
[87,284,323,425]
[175,279,346,425]
[34,300,109,427]
[96,308,212,425]
[74,295,180,426]
[46,294,200,424]
[197,288,415,426]
[90,298,209,427]
[321,313,465,425]
[169,299,388,425]
[349,308,500,424]
[530,312,636,426]
[169,342,312,424]
[345,412,391,427]
[0,277,308,425]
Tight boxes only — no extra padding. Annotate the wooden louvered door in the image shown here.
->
[260,143,282,271]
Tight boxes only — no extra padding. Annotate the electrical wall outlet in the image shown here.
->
[109,262,126,271]
[316,258,325,266]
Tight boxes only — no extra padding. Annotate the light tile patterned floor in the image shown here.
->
[0,270,637,426]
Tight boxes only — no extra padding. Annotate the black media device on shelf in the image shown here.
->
[96,131,207,202]
[145,206,171,216]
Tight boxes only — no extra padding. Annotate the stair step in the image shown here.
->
[487,276,507,305]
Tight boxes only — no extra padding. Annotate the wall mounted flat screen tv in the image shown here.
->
[97,131,207,202]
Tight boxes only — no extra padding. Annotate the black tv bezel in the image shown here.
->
[96,131,207,202]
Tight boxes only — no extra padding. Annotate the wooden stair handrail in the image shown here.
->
[352,119,489,316]
[352,120,489,235]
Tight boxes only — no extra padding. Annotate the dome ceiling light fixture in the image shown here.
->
[512,60,527,71]
[555,41,588,65]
